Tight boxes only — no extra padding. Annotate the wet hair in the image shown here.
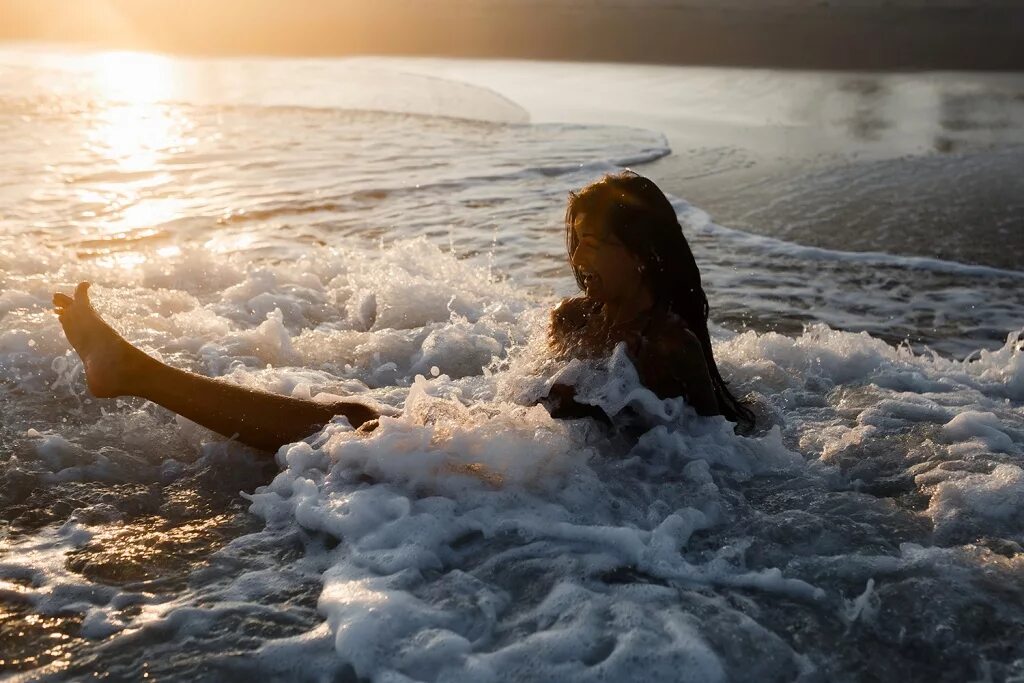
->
[565,169,754,429]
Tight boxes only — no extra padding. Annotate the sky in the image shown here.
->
[1,0,1021,69]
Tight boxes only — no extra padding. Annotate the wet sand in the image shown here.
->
[641,73,1024,271]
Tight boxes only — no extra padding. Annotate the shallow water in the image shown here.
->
[1,45,1023,682]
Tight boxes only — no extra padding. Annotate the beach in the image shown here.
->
[1,43,1023,681]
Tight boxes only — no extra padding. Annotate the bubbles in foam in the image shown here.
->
[2,48,1024,678]
[2,229,1023,680]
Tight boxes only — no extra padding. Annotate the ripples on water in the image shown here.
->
[1,47,1023,681]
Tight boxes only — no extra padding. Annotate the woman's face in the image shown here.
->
[570,208,647,304]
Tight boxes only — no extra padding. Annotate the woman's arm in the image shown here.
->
[53,282,377,453]
[541,383,611,424]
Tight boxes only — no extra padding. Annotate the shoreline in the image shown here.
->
[374,59,1024,270]
[2,1,1023,71]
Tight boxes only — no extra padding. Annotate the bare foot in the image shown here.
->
[53,282,148,398]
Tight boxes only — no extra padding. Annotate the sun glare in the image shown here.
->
[204,231,259,254]
[71,50,196,255]
[94,251,147,270]
[88,51,178,104]
[83,52,192,172]
[104,197,189,234]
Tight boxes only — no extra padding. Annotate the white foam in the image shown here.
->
[3,229,1023,678]
[841,578,880,627]
[2,48,1024,678]
[941,411,1021,455]
[922,463,1024,539]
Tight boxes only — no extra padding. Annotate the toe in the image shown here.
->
[74,282,92,305]
[53,293,73,308]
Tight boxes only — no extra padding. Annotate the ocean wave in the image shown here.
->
[2,237,1022,680]
[3,46,1024,679]
[0,48,532,125]
[681,200,1024,281]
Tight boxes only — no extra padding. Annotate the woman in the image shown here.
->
[51,171,750,452]
[545,170,753,430]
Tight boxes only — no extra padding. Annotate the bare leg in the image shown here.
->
[53,282,378,452]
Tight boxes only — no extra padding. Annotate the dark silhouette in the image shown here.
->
[548,170,754,431]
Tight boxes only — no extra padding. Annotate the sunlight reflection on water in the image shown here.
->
[3,45,1024,681]
[86,103,193,173]
[85,51,180,104]
[66,53,199,266]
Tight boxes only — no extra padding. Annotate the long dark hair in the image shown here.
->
[565,170,754,428]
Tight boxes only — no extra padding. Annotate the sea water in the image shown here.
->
[1,45,1023,681]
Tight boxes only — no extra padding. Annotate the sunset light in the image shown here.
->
[2,2,1023,680]
[88,51,178,104]
[83,52,190,173]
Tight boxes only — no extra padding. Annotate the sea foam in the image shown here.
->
[3,49,1024,680]
[2,228,1023,681]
